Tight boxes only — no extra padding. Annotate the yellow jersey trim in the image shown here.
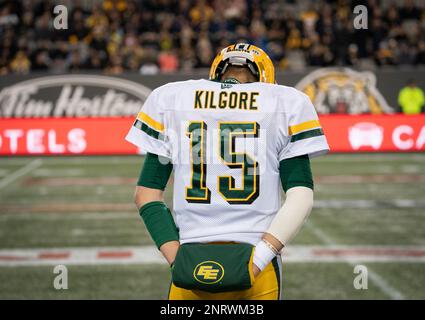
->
[289,120,321,135]
[137,111,164,132]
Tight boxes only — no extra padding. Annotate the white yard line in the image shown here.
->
[0,157,141,168]
[0,245,424,268]
[0,154,422,166]
[0,159,43,190]
[0,157,140,166]
[305,221,405,300]
[312,154,425,163]
[2,199,423,215]
[314,199,425,209]
[0,212,136,221]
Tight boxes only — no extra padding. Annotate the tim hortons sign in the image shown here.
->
[0,74,151,118]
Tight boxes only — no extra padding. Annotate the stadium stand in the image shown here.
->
[0,0,424,75]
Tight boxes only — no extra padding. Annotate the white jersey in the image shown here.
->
[126,79,329,245]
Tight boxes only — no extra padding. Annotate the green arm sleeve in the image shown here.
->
[137,152,173,190]
[139,201,179,249]
[279,154,314,193]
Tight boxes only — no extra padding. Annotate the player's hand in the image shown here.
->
[252,263,261,278]
[159,240,180,266]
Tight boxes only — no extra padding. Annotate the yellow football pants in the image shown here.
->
[168,257,282,300]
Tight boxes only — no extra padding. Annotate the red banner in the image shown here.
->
[0,115,424,155]
[320,114,425,152]
[0,118,138,155]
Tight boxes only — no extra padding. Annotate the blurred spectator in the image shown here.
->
[10,50,31,74]
[105,54,124,74]
[398,79,425,114]
[0,0,424,74]
[158,49,179,72]
[189,0,214,25]
[139,47,160,74]
[399,0,421,20]
[415,40,425,65]
[31,50,51,71]
[345,44,360,66]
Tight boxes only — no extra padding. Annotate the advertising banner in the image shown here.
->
[320,115,425,152]
[0,74,151,118]
[1,115,424,155]
[0,117,138,155]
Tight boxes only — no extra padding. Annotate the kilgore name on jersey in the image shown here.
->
[194,90,259,110]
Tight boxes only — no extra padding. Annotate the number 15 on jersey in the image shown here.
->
[185,121,260,205]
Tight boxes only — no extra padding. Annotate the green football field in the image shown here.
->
[0,154,424,299]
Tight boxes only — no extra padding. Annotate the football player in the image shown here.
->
[126,43,329,300]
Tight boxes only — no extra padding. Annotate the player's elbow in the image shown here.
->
[134,186,164,210]
[134,188,142,208]
[134,187,147,209]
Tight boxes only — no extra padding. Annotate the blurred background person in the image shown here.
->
[398,79,425,114]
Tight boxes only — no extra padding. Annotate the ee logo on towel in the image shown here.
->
[194,261,224,284]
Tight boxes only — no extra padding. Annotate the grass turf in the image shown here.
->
[0,154,424,299]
